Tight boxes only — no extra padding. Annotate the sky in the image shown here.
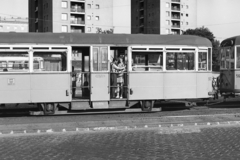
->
[0,0,240,42]
[0,0,28,18]
[197,0,240,41]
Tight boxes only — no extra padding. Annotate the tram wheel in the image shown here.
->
[43,103,56,115]
[141,100,154,112]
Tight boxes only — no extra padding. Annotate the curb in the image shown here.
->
[1,120,240,136]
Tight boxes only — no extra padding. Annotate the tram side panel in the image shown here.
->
[234,71,240,92]
[219,70,235,93]
[0,74,31,103]
[128,72,164,100]
[197,72,213,98]
[163,72,197,99]
[30,73,71,103]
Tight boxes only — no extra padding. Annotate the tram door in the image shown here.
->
[90,47,109,105]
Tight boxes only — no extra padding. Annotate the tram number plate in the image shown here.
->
[8,78,15,85]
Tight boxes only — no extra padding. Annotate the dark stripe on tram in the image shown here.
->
[12,47,29,50]
[33,47,49,50]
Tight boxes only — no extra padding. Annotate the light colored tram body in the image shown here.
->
[0,33,213,114]
[219,36,240,94]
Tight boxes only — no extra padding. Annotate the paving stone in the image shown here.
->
[0,126,240,159]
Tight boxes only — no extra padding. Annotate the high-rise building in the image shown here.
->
[29,0,130,34]
[131,0,197,35]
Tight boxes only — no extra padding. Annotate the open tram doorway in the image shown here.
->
[71,46,90,100]
[110,47,128,100]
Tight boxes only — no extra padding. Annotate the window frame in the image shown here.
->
[61,1,68,8]
[130,47,164,72]
[32,50,69,73]
[236,46,240,69]
[61,25,68,32]
[0,51,30,73]
[61,13,68,21]
[165,51,195,71]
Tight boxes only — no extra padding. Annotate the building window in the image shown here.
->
[95,16,99,21]
[166,20,170,25]
[61,25,68,32]
[186,22,189,25]
[87,4,91,9]
[166,3,170,8]
[181,13,183,16]
[61,1,67,8]
[186,5,189,9]
[61,13,68,20]
[166,29,170,34]
[87,15,91,20]
[87,27,91,32]
[186,14,188,17]
[166,11,170,17]
[181,5,183,8]
[96,4,100,9]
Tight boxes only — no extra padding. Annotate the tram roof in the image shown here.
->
[0,32,212,47]
[221,35,240,47]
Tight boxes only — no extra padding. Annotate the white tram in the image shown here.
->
[0,33,213,114]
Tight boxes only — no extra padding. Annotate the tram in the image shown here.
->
[0,33,213,115]
[219,35,240,95]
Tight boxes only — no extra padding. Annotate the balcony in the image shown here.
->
[171,7,180,11]
[70,20,85,25]
[71,7,85,13]
[171,15,180,19]
[172,25,180,28]
[71,29,82,33]
[171,0,180,3]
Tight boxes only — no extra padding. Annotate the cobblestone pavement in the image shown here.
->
[0,126,240,160]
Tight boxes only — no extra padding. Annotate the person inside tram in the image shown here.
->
[72,66,77,98]
[82,74,90,97]
[167,63,175,70]
[110,58,125,98]
[3,68,8,72]
[116,57,125,99]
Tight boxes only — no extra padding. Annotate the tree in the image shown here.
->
[96,28,114,34]
[182,26,220,71]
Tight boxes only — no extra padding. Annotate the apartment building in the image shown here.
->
[29,0,130,34]
[131,0,197,34]
[0,17,28,32]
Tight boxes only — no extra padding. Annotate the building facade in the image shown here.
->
[131,0,197,34]
[29,0,130,34]
[0,18,28,32]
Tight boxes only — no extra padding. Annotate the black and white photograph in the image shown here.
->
[0,0,240,159]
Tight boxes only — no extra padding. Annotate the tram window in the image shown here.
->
[0,52,29,72]
[132,52,163,71]
[221,47,234,69]
[93,47,108,71]
[33,52,67,71]
[166,52,194,70]
[237,47,240,68]
[198,52,207,71]
[208,48,212,71]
